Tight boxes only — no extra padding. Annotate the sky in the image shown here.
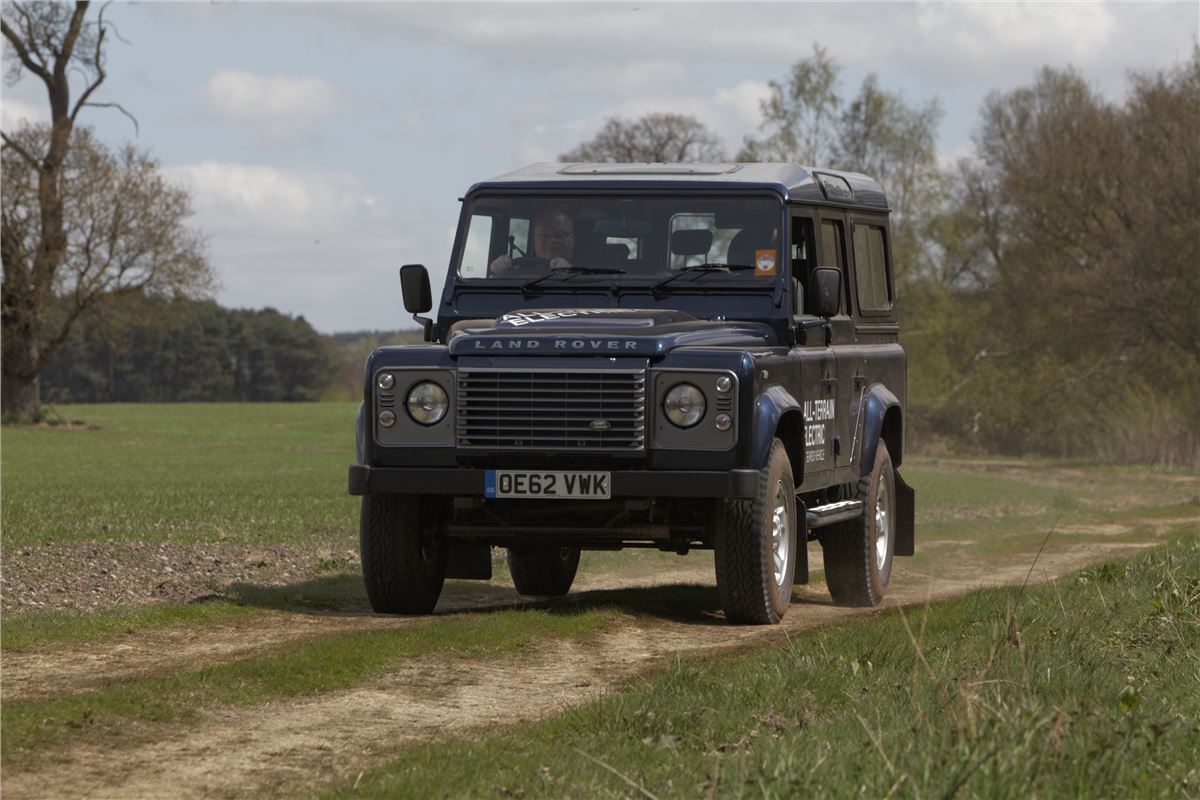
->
[3,1,1196,334]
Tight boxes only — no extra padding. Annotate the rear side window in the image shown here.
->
[852,224,890,312]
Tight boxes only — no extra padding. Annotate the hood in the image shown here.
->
[447,308,777,358]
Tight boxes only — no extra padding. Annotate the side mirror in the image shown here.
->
[400,264,432,313]
[400,264,434,341]
[810,267,841,318]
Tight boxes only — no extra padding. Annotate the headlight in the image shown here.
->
[663,382,706,429]
[405,381,448,425]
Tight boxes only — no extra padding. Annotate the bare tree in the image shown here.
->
[2,2,212,420]
[560,113,725,163]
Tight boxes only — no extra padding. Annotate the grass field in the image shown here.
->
[1,403,361,549]
[328,536,1200,799]
[2,403,1197,797]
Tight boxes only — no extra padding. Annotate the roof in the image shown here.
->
[466,162,889,210]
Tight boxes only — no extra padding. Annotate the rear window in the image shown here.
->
[852,224,890,312]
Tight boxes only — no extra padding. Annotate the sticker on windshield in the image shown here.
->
[755,249,777,276]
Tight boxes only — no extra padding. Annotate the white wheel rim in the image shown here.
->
[772,480,790,589]
[875,479,890,571]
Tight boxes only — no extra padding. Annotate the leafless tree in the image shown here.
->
[560,113,725,163]
[1,1,212,420]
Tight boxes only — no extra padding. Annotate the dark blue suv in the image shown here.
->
[349,162,914,624]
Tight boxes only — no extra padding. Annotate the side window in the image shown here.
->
[790,216,814,317]
[509,218,530,256]
[819,220,846,315]
[459,213,494,278]
[852,224,891,312]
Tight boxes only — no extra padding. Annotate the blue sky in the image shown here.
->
[4,2,1196,333]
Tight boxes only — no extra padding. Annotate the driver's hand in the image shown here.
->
[488,255,514,276]
[549,256,572,270]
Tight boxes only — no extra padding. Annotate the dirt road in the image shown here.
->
[2,520,1183,800]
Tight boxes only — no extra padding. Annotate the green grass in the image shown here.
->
[0,600,261,652]
[1,606,616,761]
[1,403,361,548]
[326,536,1200,799]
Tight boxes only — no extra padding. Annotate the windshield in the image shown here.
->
[456,195,784,285]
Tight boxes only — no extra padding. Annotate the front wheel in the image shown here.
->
[821,442,896,606]
[506,546,580,596]
[714,439,797,624]
[359,494,448,614]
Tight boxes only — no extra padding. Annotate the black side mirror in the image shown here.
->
[400,264,434,341]
[811,267,841,318]
[400,264,432,313]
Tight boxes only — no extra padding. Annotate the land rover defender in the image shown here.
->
[348,162,915,624]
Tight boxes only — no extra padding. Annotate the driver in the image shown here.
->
[489,206,574,276]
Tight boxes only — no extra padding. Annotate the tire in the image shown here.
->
[359,494,448,614]
[714,438,797,624]
[506,546,581,596]
[822,441,896,607]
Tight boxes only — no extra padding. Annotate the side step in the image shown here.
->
[805,499,863,529]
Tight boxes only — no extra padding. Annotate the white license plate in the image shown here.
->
[484,470,611,500]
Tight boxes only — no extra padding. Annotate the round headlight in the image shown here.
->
[663,383,706,429]
[406,381,448,425]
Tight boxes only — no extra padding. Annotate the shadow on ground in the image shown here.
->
[222,571,836,626]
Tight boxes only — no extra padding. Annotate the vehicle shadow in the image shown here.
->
[222,572,836,626]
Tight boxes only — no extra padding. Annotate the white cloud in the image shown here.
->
[1,97,49,130]
[552,59,691,97]
[200,70,345,143]
[164,162,387,236]
[160,161,455,332]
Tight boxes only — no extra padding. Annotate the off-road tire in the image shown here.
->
[359,494,448,614]
[714,439,797,624]
[822,442,895,607]
[506,546,581,596]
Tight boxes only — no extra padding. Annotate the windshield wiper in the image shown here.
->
[652,263,756,294]
[522,265,626,294]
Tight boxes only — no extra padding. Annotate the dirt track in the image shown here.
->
[2,524,1183,800]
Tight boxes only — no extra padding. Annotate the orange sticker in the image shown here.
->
[754,249,777,275]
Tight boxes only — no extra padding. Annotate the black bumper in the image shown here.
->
[348,465,759,498]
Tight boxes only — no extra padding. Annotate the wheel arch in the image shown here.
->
[859,384,903,476]
[752,385,805,485]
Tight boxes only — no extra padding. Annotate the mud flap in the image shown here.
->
[794,498,809,584]
[446,541,492,580]
[895,471,915,557]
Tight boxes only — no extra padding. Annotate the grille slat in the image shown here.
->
[458,369,646,451]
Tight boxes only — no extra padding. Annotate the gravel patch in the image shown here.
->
[1,540,359,616]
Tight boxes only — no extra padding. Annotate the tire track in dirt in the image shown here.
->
[1,565,718,703]
[0,535,1171,800]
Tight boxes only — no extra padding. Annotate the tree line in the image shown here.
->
[40,295,330,403]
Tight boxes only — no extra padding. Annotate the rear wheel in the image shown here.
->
[714,439,796,624]
[506,546,581,596]
[821,442,895,606]
[359,494,448,614]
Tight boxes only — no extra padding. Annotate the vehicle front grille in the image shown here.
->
[457,369,646,451]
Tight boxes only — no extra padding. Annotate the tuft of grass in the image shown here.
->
[1,606,616,762]
[326,536,1200,799]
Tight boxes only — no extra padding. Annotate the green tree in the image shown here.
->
[739,47,944,289]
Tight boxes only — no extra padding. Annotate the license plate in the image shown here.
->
[484,470,611,500]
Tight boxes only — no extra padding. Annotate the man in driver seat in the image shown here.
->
[489,206,574,276]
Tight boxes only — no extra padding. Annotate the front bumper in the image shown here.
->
[348,465,758,498]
